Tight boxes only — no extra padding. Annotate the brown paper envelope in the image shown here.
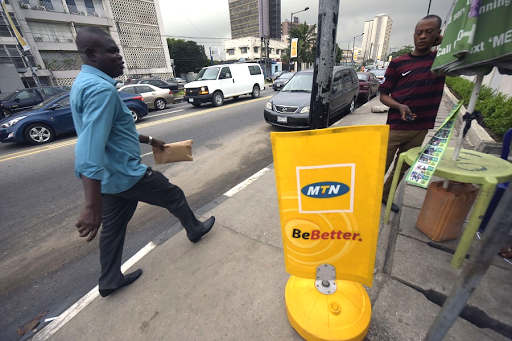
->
[152,140,193,164]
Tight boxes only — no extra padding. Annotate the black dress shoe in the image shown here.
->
[382,200,399,213]
[99,269,143,297]
[188,216,215,243]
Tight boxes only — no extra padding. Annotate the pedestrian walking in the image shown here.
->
[379,14,445,212]
[70,27,214,297]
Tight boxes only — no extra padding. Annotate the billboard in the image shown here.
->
[291,38,298,58]
[272,125,389,287]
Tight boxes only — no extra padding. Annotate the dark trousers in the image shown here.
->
[99,168,201,290]
[383,129,428,200]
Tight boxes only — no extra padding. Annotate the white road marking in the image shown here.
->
[146,108,184,118]
[33,242,157,341]
[224,167,270,197]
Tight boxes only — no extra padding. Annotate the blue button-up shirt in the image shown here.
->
[70,65,147,194]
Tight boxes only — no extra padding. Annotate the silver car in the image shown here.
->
[118,84,174,110]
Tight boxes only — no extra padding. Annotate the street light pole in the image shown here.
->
[352,33,364,66]
[289,6,309,71]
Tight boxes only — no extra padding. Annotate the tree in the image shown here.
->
[388,44,413,60]
[288,22,317,66]
[166,38,210,75]
[335,43,342,64]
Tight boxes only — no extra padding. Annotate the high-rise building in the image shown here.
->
[0,0,173,89]
[228,0,281,39]
[361,13,393,63]
[281,16,315,39]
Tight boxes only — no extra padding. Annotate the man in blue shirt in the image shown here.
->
[71,27,214,297]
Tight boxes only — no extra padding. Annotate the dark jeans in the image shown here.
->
[99,167,202,290]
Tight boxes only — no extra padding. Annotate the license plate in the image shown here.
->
[277,116,287,123]
[189,98,194,103]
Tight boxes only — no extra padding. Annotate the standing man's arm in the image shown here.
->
[76,176,102,242]
[379,60,416,122]
[379,93,415,121]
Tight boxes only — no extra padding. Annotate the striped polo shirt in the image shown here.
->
[379,51,445,130]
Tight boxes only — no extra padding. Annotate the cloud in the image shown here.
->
[160,0,453,57]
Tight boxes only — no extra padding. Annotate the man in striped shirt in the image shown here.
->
[380,14,445,212]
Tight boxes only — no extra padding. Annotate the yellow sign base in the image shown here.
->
[285,276,371,341]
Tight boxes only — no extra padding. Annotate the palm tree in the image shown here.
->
[288,22,317,68]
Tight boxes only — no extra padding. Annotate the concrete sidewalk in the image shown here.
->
[35,92,512,341]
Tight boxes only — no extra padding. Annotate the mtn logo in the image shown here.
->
[301,182,350,199]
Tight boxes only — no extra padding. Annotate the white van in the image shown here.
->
[184,63,265,107]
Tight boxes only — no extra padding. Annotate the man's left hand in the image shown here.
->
[151,138,165,151]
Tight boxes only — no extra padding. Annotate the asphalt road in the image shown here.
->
[0,88,279,340]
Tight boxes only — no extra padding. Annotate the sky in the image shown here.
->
[159,0,454,60]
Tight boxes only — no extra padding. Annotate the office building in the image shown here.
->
[0,0,173,89]
[224,36,286,61]
[228,0,281,39]
[281,17,315,41]
[361,13,393,63]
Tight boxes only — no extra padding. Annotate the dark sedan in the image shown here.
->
[356,72,380,103]
[272,72,295,91]
[129,78,179,92]
[1,86,67,117]
[0,92,148,145]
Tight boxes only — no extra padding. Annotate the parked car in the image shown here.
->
[0,91,148,145]
[128,78,179,92]
[1,86,68,117]
[118,84,174,110]
[264,66,359,128]
[356,72,380,103]
[184,63,264,107]
[369,69,387,83]
[167,77,186,85]
[268,70,289,82]
[272,72,294,91]
[363,64,376,72]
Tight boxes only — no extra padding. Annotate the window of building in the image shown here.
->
[253,46,258,53]
[40,0,55,11]
[0,11,22,37]
[0,45,36,69]
[84,0,95,15]
[66,0,78,14]
[27,21,74,43]
[227,49,235,56]
[240,47,247,54]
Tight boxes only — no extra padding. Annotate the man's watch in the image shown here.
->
[147,136,153,145]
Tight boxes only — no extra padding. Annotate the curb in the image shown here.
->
[442,86,502,154]
[174,95,185,104]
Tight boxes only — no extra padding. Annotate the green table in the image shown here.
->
[384,146,512,268]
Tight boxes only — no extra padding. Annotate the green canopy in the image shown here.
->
[432,0,512,76]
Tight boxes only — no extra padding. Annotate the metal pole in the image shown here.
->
[425,185,512,340]
[209,47,214,66]
[427,0,432,15]
[451,72,484,161]
[309,0,339,129]
[352,36,355,63]
[289,13,293,71]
